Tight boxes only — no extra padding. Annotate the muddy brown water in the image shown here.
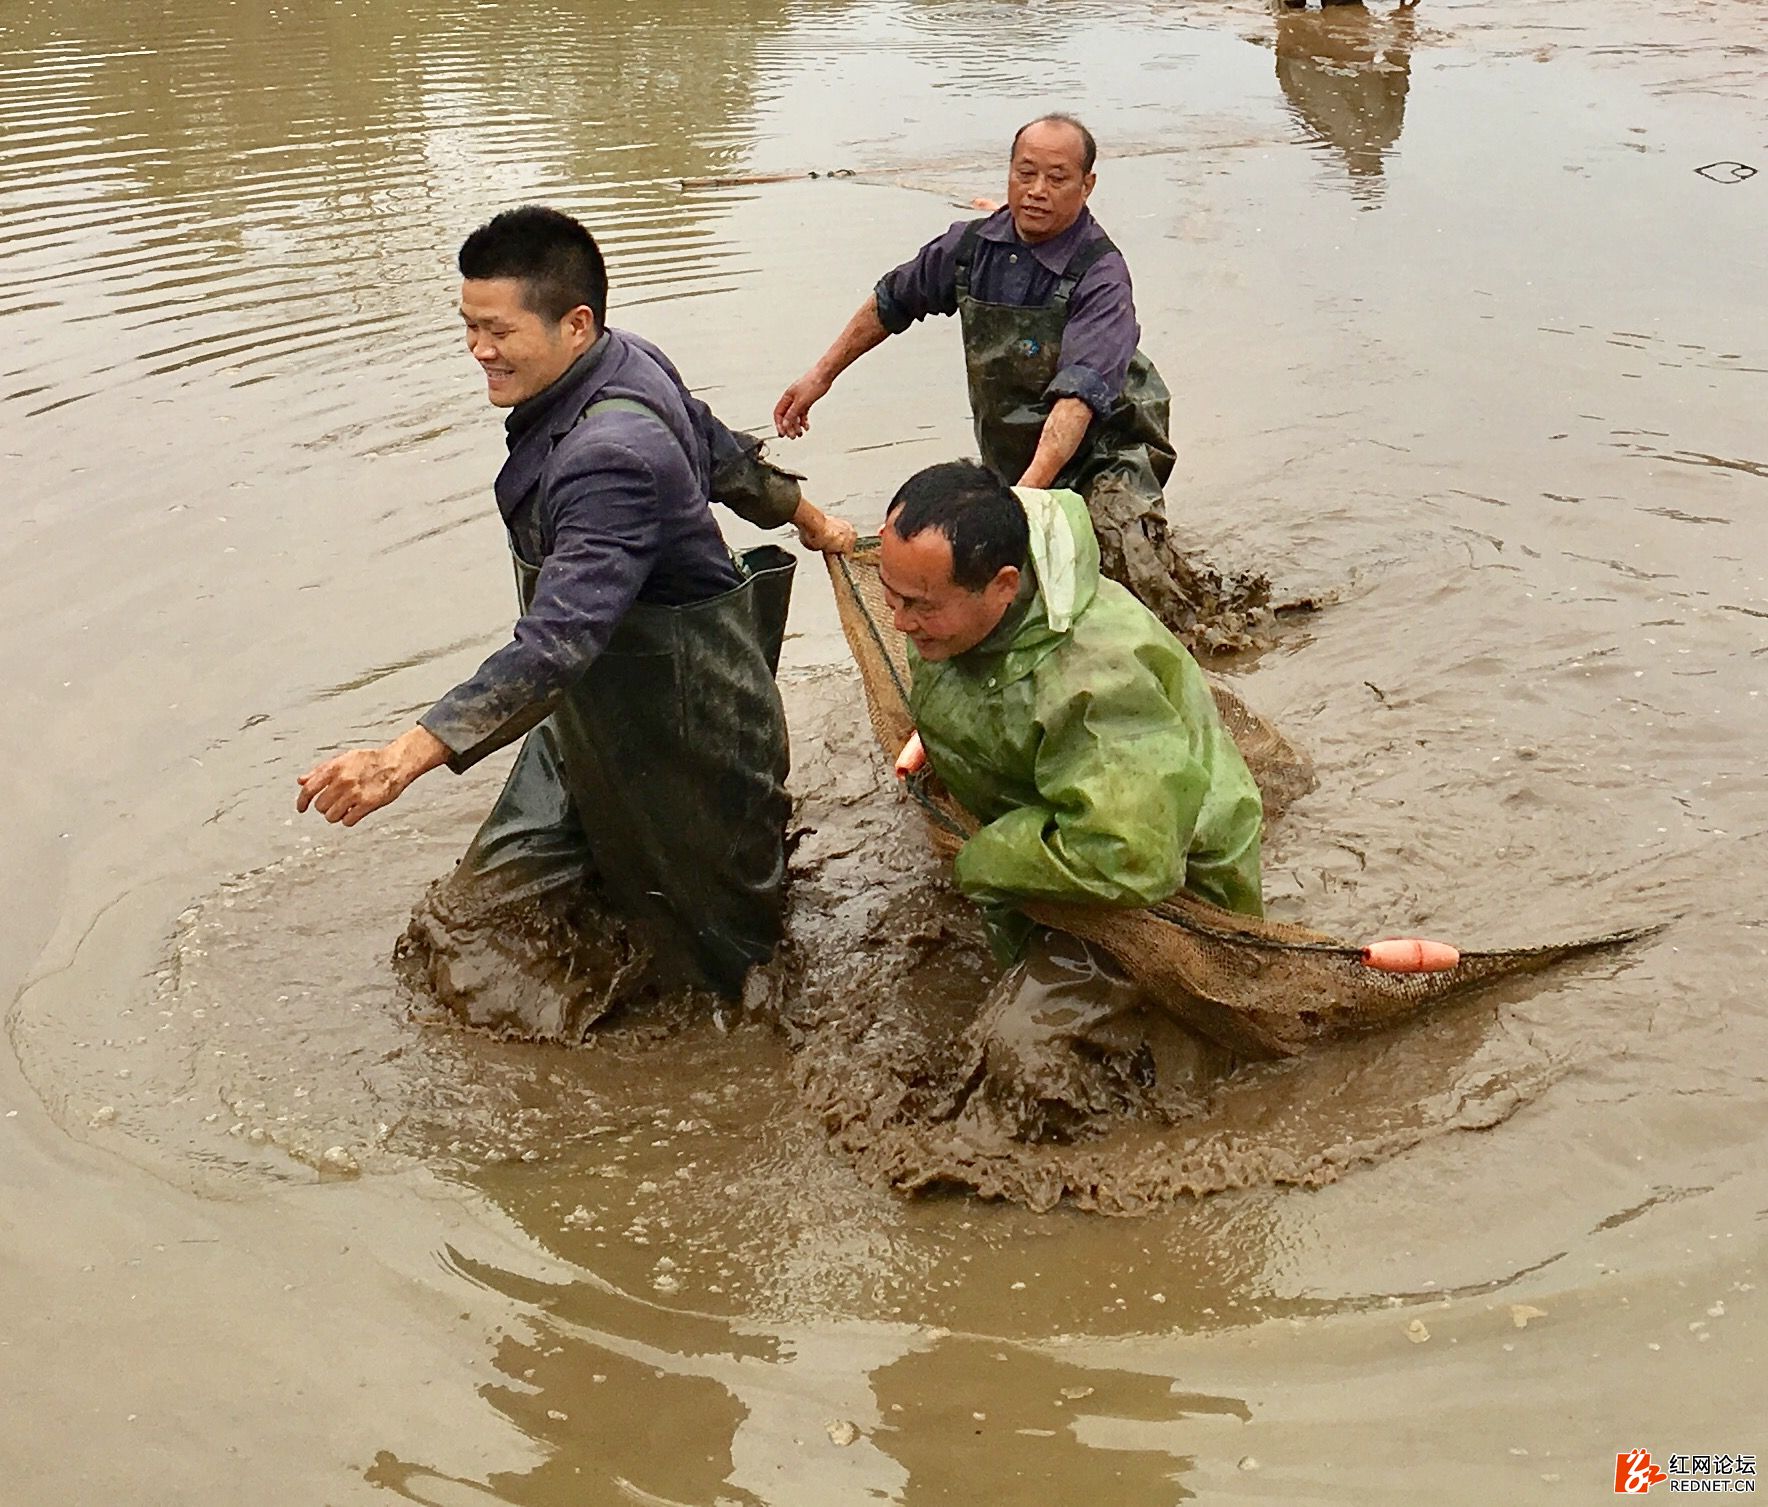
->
[4,0,1765,1501]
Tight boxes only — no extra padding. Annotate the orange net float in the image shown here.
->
[1361,938,1462,973]
[894,732,928,781]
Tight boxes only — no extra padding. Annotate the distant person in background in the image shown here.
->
[1276,0,1419,201]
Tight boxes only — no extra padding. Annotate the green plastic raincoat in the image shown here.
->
[908,487,1264,961]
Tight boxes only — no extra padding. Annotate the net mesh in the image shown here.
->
[828,543,1654,1059]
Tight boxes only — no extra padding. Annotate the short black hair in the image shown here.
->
[1011,113,1097,174]
[458,206,608,325]
[886,461,1029,591]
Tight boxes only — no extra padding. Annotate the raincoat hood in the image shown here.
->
[1013,485,1097,634]
[944,486,1099,686]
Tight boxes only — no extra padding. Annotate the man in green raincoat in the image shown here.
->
[879,459,1263,1132]
[777,114,1213,635]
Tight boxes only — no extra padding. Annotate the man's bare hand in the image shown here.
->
[774,369,832,439]
[296,726,449,827]
[793,501,858,556]
[803,513,859,554]
[775,299,890,438]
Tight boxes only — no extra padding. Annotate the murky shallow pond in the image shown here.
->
[3,0,1765,1501]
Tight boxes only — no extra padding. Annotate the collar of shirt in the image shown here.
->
[976,204,1099,276]
[494,332,618,517]
[954,563,1041,666]
[503,331,615,448]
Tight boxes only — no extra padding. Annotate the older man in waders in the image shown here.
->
[297,206,855,1019]
[776,113,1213,636]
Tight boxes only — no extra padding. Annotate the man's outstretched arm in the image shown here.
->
[775,219,970,438]
[773,297,890,439]
[298,442,661,822]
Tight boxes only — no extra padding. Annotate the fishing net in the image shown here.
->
[827,542,1654,1060]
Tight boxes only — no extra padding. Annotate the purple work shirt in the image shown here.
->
[873,206,1141,416]
[419,329,798,771]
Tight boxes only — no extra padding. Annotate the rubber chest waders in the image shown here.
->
[453,398,796,998]
[953,218,1180,601]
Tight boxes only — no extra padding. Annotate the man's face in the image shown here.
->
[1006,121,1096,245]
[879,519,1020,662]
[459,277,596,407]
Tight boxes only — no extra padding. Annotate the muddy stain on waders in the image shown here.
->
[397,397,797,1034]
[954,218,1276,649]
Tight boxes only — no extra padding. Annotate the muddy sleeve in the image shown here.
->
[636,337,803,528]
[950,679,1204,911]
[873,219,967,333]
[418,443,660,772]
[1044,252,1140,416]
[704,425,804,530]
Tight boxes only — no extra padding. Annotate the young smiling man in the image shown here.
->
[776,114,1196,632]
[298,205,854,1000]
